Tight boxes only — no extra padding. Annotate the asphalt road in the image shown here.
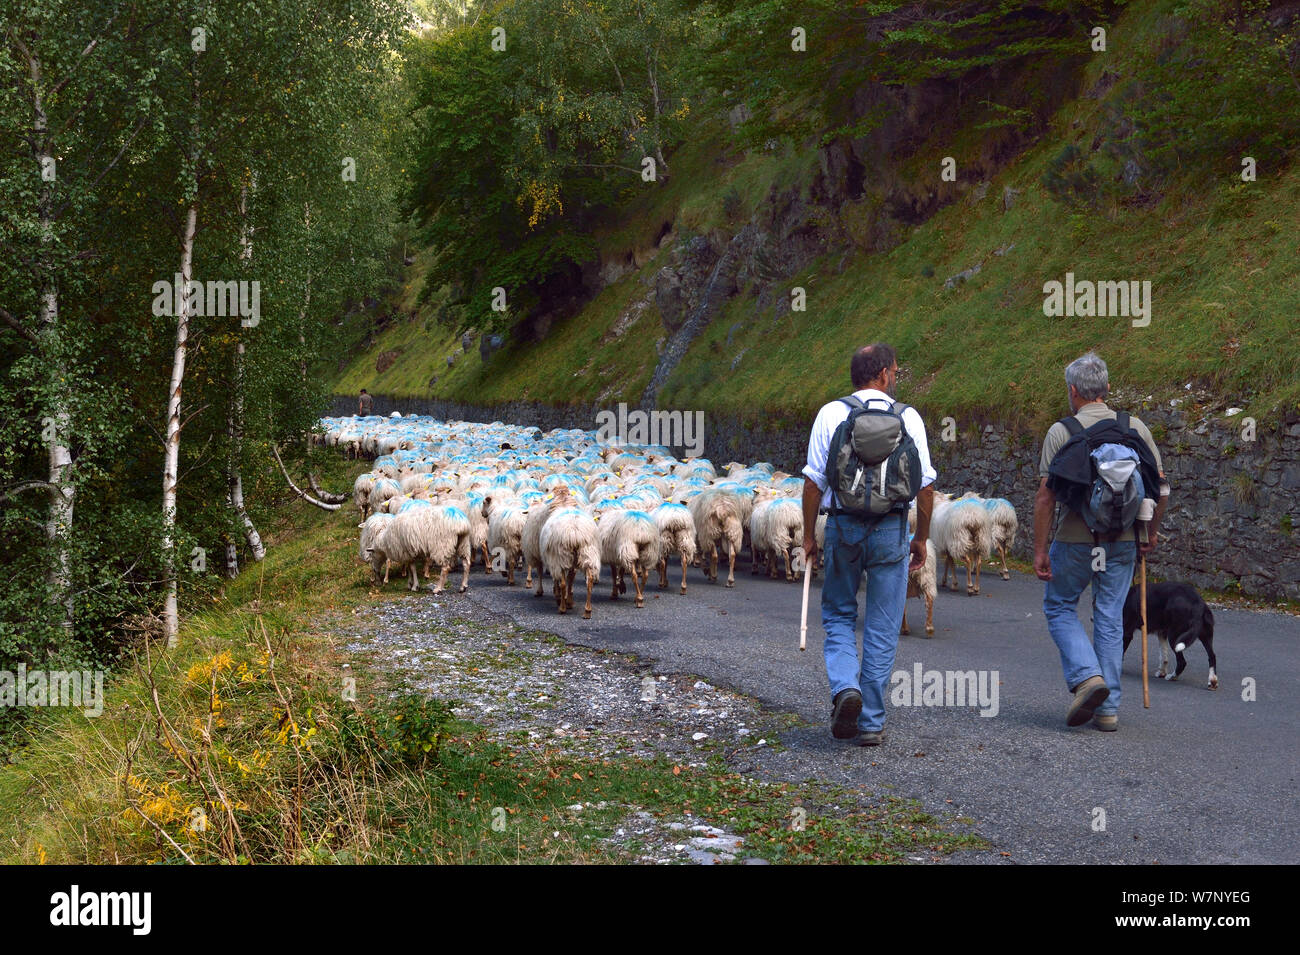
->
[448,556,1299,864]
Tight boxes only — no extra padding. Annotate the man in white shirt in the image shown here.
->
[801,344,937,746]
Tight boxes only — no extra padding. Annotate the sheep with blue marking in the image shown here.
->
[598,509,661,608]
[931,492,993,596]
[651,501,697,594]
[540,505,601,618]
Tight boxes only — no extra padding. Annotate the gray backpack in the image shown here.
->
[826,396,923,520]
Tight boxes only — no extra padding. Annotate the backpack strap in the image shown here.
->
[1059,416,1085,437]
[840,395,866,411]
[1116,410,1131,432]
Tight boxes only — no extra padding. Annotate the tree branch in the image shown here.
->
[0,480,54,504]
[308,472,348,505]
[0,305,38,344]
[272,445,341,510]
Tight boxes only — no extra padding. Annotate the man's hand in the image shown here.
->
[1139,530,1159,555]
[802,534,818,570]
[908,538,926,573]
[1034,549,1052,581]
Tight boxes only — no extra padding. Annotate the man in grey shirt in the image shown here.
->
[1033,352,1169,732]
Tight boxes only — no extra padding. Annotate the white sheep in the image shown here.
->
[902,505,938,634]
[484,494,528,586]
[522,485,576,593]
[688,487,744,587]
[358,512,394,585]
[931,493,993,596]
[369,509,428,591]
[983,497,1018,580]
[353,472,376,519]
[415,503,473,594]
[598,509,661,608]
[540,506,601,618]
[651,501,697,595]
[749,496,804,581]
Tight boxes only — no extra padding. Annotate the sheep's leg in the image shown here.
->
[633,565,645,608]
[998,544,1010,580]
[617,566,626,596]
[410,564,420,592]
[679,553,688,595]
[565,567,577,611]
[610,566,620,600]
[383,560,391,584]
[583,570,594,620]
[726,542,736,588]
[900,606,910,636]
[784,547,794,582]
[708,544,717,582]
[973,556,982,594]
[657,557,668,590]
[533,562,544,597]
[460,551,470,593]
[481,542,491,574]
[751,545,762,575]
[554,574,565,614]
[525,562,533,589]
[506,556,515,587]
[924,590,935,636]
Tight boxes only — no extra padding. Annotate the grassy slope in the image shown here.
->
[334,0,1299,433]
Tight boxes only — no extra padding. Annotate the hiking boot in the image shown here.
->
[1092,712,1118,732]
[856,729,886,747]
[831,688,863,740]
[1066,676,1110,727]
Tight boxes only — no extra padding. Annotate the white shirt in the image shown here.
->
[802,389,938,509]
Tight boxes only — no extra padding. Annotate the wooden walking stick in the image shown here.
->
[799,552,812,651]
[1140,534,1150,709]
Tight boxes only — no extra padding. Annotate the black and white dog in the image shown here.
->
[1122,582,1218,689]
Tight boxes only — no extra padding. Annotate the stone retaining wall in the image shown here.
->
[329,394,1299,601]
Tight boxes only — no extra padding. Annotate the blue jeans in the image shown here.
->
[822,513,910,733]
[1042,540,1137,715]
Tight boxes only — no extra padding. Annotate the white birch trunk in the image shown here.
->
[224,182,264,570]
[162,200,198,648]
[29,50,76,645]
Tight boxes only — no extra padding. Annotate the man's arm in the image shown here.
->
[1141,475,1169,554]
[909,485,934,572]
[1033,477,1055,581]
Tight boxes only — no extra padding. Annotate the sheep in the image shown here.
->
[414,503,473,594]
[651,501,697,595]
[353,472,376,519]
[597,509,661,608]
[358,512,394,584]
[522,485,576,593]
[370,477,403,511]
[931,492,993,596]
[982,497,1018,580]
[688,487,744,587]
[484,494,528,585]
[749,496,803,581]
[438,490,490,572]
[540,506,601,618]
[368,509,428,591]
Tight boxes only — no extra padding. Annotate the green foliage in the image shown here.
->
[1042,144,1104,208]
[346,692,460,766]
[1122,0,1300,177]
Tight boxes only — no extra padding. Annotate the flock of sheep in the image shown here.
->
[317,415,1020,632]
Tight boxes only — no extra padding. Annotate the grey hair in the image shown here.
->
[1064,352,1109,401]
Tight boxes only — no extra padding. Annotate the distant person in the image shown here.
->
[358,388,372,416]
[1034,352,1168,732]
[801,343,936,746]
